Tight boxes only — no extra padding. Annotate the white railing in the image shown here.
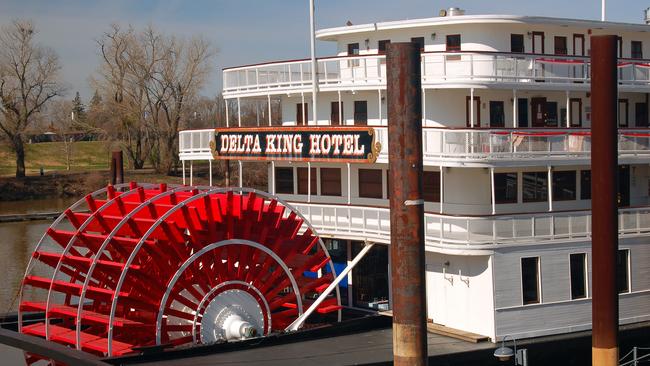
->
[178,128,650,162]
[290,202,650,248]
[222,52,650,95]
[178,129,214,160]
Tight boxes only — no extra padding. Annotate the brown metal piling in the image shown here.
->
[590,35,619,366]
[386,42,428,366]
[110,151,124,185]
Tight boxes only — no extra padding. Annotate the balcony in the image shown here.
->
[289,202,650,251]
[222,52,650,97]
[179,128,650,165]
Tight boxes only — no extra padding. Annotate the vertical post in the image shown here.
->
[268,94,272,126]
[182,160,186,185]
[490,167,496,215]
[347,163,351,204]
[224,160,230,187]
[309,0,319,126]
[110,151,124,185]
[237,97,242,127]
[566,90,571,128]
[308,162,312,203]
[591,35,619,366]
[439,166,444,214]
[338,90,343,125]
[548,166,553,212]
[513,89,518,128]
[238,160,243,187]
[225,99,230,127]
[189,161,193,186]
[386,42,428,366]
[209,160,213,186]
[470,87,475,128]
[271,161,276,195]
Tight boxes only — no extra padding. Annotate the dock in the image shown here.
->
[0,212,61,223]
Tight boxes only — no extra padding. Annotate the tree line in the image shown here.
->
[0,19,280,178]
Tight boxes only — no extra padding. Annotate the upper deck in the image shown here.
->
[223,14,650,99]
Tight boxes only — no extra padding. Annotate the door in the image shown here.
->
[618,165,630,207]
[531,97,547,127]
[545,101,558,127]
[518,98,529,127]
[426,262,448,325]
[465,96,481,127]
[573,34,585,56]
[554,36,567,55]
[532,32,545,54]
[636,102,648,127]
[351,242,389,310]
[570,98,582,127]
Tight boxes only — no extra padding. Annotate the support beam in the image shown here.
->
[271,161,276,195]
[378,89,383,125]
[347,163,351,204]
[547,166,553,212]
[189,161,193,186]
[268,94,272,126]
[386,42,427,366]
[309,0,319,126]
[182,160,186,185]
[591,34,619,366]
[307,162,312,203]
[237,97,242,127]
[439,166,444,214]
[286,242,376,331]
[470,87,475,128]
[338,90,343,125]
[209,160,213,186]
[513,89,518,128]
[238,160,243,187]
[225,99,230,127]
[490,167,496,215]
[566,90,571,128]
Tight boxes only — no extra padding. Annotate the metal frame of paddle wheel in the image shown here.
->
[18,183,342,359]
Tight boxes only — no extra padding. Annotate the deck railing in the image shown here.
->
[179,128,650,162]
[222,52,650,95]
[289,202,650,248]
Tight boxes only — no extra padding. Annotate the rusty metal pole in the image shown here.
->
[111,151,124,185]
[591,35,619,366]
[387,42,428,366]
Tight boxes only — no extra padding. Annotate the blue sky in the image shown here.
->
[0,0,648,101]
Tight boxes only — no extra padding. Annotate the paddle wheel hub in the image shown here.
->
[17,183,341,362]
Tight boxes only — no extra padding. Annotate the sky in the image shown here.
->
[0,0,648,103]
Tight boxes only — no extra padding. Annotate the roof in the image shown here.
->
[315,14,650,41]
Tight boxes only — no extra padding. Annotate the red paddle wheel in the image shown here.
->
[18,183,341,361]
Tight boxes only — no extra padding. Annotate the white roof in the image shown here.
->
[316,14,650,41]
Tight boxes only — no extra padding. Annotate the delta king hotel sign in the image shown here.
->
[210,127,382,164]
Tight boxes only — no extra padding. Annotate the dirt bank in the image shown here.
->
[0,163,267,201]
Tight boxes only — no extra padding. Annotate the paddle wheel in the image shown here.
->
[18,183,341,361]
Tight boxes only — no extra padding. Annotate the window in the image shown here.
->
[511,34,524,53]
[570,253,587,299]
[489,101,505,127]
[411,37,425,50]
[275,167,294,194]
[347,43,359,56]
[378,39,391,54]
[618,99,629,127]
[358,169,383,199]
[354,101,368,125]
[631,41,643,59]
[423,171,440,202]
[521,257,540,305]
[320,168,342,196]
[523,171,548,203]
[553,170,576,201]
[580,170,591,200]
[494,173,518,204]
[446,34,461,52]
[348,43,360,67]
[517,98,529,127]
[296,103,308,125]
[554,36,567,55]
[331,101,343,125]
[617,249,630,294]
[297,167,317,195]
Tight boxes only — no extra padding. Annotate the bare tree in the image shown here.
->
[0,20,67,177]
[95,24,215,173]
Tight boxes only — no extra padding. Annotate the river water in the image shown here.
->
[0,197,79,314]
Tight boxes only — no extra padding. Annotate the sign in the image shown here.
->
[210,126,381,163]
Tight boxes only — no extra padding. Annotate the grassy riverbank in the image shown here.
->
[0,141,111,176]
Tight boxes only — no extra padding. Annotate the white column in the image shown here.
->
[347,163,351,204]
[307,162,312,203]
[470,88,475,128]
[422,88,426,126]
[238,160,243,188]
[271,161,276,195]
[309,0,319,126]
[267,94,272,126]
[338,90,343,125]
[182,160,186,185]
[378,89,382,125]
[490,167,496,215]
[439,166,444,214]
[189,161,193,186]
[513,89,518,128]
[225,99,230,127]
[301,92,306,125]
[547,166,553,212]
[237,97,242,127]
[346,241,353,306]
[566,90,571,128]
[209,160,213,186]
[256,100,260,126]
